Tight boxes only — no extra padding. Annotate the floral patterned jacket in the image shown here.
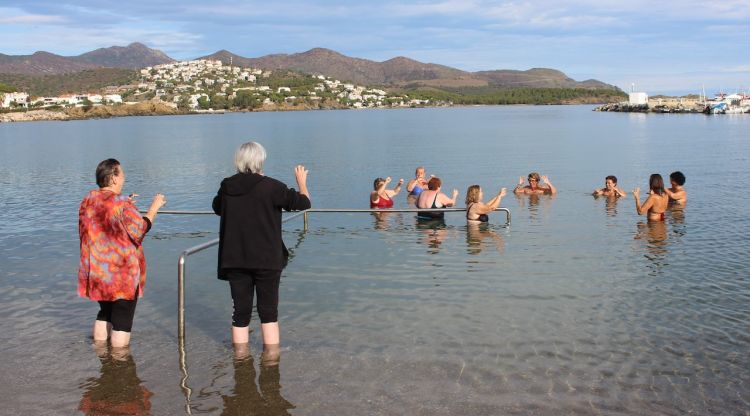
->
[78,189,151,301]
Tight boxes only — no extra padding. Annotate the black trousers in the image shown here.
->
[96,289,139,332]
[227,269,281,326]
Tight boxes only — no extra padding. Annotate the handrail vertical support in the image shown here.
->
[303,211,309,231]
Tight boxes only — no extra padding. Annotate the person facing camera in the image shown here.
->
[593,175,626,198]
[665,171,687,206]
[514,172,557,195]
[212,142,311,351]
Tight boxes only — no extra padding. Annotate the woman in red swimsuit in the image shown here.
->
[370,176,403,208]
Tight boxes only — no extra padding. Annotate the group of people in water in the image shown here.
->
[78,141,687,357]
[371,167,687,223]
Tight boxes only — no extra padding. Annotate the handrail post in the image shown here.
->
[303,211,309,231]
[178,253,186,341]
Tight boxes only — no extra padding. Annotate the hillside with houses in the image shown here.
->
[0,58,434,119]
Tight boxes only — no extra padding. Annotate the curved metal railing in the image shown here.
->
[169,206,510,413]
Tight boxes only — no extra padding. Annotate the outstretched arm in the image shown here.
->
[542,175,557,195]
[387,178,404,197]
[484,188,507,211]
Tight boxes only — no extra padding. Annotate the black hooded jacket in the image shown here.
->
[212,172,311,278]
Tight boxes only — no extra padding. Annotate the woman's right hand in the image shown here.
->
[518,176,524,186]
[294,165,308,186]
[632,187,640,196]
[151,193,167,210]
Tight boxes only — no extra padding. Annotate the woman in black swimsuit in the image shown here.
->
[465,185,507,222]
[416,177,458,220]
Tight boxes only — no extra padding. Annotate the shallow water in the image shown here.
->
[1,107,749,415]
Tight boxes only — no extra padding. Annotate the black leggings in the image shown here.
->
[228,269,281,327]
[96,292,139,332]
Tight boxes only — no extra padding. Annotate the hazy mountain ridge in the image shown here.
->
[0,43,174,75]
[200,48,618,90]
[0,43,618,91]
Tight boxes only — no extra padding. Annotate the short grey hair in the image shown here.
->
[234,141,266,174]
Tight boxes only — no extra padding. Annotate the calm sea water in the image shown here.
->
[1,106,749,415]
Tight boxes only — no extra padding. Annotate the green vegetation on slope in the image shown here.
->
[0,68,138,96]
[0,82,16,93]
[400,86,627,105]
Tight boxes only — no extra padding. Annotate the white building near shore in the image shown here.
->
[1,92,29,108]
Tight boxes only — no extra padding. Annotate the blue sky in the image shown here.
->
[1,0,749,95]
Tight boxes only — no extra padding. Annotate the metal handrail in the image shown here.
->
[172,206,509,413]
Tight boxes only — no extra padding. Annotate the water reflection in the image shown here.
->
[633,220,669,276]
[78,343,153,416]
[514,194,554,219]
[465,223,504,255]
[371,211,404,231]
[415,218,447,254]
[594,194,621,217]
[222,349,294,416]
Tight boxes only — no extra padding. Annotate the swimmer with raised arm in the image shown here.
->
[370,176,403,208]
[633,173,669,221]
[665,171,687,206]
[465,185,507,222]
[514,172,557,195]
[593,175,626,198]
[416,177,459,220]
[407,167,429,197]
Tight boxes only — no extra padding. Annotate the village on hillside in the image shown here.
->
[0,59,436,114]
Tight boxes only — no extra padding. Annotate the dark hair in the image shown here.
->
[670,171,685,186]
[605,175,617,184]
[649,173,665,195]
[373,177,385,190]
[96,158,121,188]
[427,177,441,191]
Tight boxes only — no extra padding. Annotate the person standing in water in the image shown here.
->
[665,171,687,206]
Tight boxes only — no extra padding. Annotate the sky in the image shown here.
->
[1,0,749,95]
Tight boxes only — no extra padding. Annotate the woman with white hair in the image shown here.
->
[212,142,311,353]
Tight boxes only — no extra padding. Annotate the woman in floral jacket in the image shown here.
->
[78,158,166,347]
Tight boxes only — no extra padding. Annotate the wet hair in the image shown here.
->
[605,175,617,184]
[96,158,121,188]
[528,172,541,182]
[670,171,685,186]
[649,173,665,195]
[373,177,386,190]
[465,185,481,204]
[427,177,441,191]
[234,141,266,174]
[415,166,425,176]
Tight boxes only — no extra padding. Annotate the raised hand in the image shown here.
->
[518,176,524,186]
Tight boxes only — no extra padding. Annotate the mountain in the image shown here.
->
[0,44,618,91]
[76,42,174,69]
[200,48,618,90]
[0,51,99,75]
[0,43,174,75]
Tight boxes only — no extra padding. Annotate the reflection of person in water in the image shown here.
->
[466,223,504,255]
[78,346,153,416]
[222,353,294,416]
[416,219,448,254]
[634,220,668,275]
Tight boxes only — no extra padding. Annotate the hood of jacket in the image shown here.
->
[221,172,265,196]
